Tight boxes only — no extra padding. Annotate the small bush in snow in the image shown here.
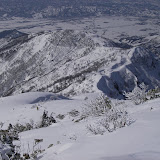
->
[83,94,112,117]
[48,144,53,148]
[87,124,105,135]
[38,110,56,128]
[0,122,4,129]
[56,114,65,120]
[68,110,80,117]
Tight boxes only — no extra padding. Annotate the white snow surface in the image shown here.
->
[0,92,160,160]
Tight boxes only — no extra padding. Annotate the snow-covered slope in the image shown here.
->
[0,92,160,160]
[0,30,160,98]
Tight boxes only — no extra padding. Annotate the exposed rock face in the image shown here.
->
[0,29,160,98]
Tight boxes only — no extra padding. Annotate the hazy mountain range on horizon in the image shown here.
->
[0,0,160,19]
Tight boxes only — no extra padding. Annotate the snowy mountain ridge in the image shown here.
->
[0,29,160,98]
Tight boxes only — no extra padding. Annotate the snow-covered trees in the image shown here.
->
[82,94,112,117]
[0,110,57,160]
[124,83,160,105]
[83,94,132,135]
[0,142,14,160]
[124,83,148,105]
[0,130,21,160]
[147,87,160,100]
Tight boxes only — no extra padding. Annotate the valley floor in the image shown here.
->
[0,92,160,160]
